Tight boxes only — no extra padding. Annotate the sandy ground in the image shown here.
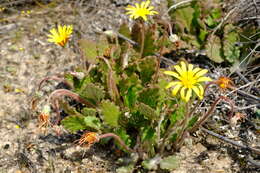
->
[0,1,259,173]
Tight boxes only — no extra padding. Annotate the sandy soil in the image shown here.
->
[0,1,259,173]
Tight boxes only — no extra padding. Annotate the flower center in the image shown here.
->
[181,71,196,88]
[136,9,150,16]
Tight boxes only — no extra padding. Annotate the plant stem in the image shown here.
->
[140,21,145,58]
[48,89,96,124]
[174,102,190,150]
[38,76,72,91]
[99,133,135,153]
[189,96,234,133]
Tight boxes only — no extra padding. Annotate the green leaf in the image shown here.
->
[187,115,199,128]
[160,155,180,170]
[138,103,158,120]
[61,115,86,133]
[116,165,134,173]
[118,23,131,44]
[169,2,194,33]
[83,116,101,131]
[79,37,109,64]
[131,22,142,50]
[142,24,158,57]
[223,24,240,63]
[124,85,139,109]
[141,127,156,142]
[206,35,224,63]
[78,83,105,104]
[115,128,132,147]
[138,56,157,84]
[79,39,99,64]
[119,74,141,109]
[100,100,120,127]
[170,104,185,125]
[82,107,97,117]
[138,87,160,109]
[128,111,149,128]
[97,35,110,57]
[142,156,161,170]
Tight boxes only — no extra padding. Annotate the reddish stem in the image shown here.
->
[99,133,135,153]
[190,96,234,133]
[38,76,72,91]
[48,89,96,124]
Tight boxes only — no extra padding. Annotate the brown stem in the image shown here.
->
[190,96,234,133]
[48,89,96,124]
[174,103,190,148]
[49,89,95,108]
[38,76,72,91]
[159,103,186,154]
[140,22,145,58]
[188,82,214,117]
[99,133,135,153]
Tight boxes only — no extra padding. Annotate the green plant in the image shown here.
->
[36,1,238,172]
[167,0,242,63]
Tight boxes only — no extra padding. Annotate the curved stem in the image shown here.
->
[48,89,96,124]
[189,96,234,133]
[99,133,135,153]
[48,89,95,108]
[38,76,72,91]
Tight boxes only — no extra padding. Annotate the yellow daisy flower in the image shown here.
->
[125,0,158,21]
[164,61,212,102]
[47,25,73,47]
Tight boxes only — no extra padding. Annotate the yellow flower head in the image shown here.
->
[164,61,212,102]
[47,25,73,47]
[125,0,158,21]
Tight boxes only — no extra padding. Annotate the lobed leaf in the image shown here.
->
[61,115,86,133]
[138,103,158,120]
[82,107,97,117]
[78,83,105,104]
[100,100,121,127]
[138,87,160,109]
[83,116,101,131]
[138,56,157,85]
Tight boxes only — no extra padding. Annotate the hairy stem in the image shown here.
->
[99,133,135,153]
[38,76,72,91]
[140,22,145,58]
[48,89,96,123]
[190,96,234,133]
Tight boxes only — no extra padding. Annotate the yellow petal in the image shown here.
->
[192,86,202,99]
[164,71,181,79]
[165,81,179,89]
[188,64,193,71]
[180,87,186,101]
[142,15,148,21]
[196,76,212,82]
[192,67,201,75]
[180,61,187,72]
[197,84,204,97]
[174,64,182,76]
[144,0,150,8]
[185,88,192,102]
[195,69,208,78]
[171,83,182,95]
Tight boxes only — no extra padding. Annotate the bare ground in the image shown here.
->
[0,1,259,173]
